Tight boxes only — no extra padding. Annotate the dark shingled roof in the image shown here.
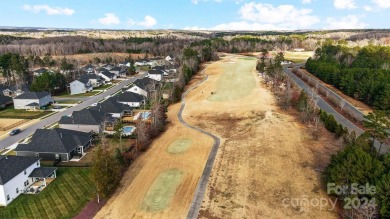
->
[79,74,102,84]
[59,108,106,125]
[14,91,51,100]
[90,97,133,114]
[10,84,30,92]
[148,69,164,75]
[100,70,116,78]
[133,77,156,90]
[29,167,57,178]
[116,92,145,103]
[0,95,12,104]
[0,84,10,92]
[15,128,92,154]
[34,68,48,74]
[0,156,40,185]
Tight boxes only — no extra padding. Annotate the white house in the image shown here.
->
[123,77,157,97]
[79,74,104,88]
[0,156,57,206]
[116,92,145,107]
[99,71,117,82]
[13,92,53,110]
[165,55,173,62]
[69,80,93,95]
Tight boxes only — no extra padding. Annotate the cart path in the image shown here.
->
[176,66,221,219]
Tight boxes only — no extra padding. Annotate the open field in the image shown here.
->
[94,96,214,218]
[0,167,94,219]
[0,107,51,119]
[179,55,341,218]
[279,51,314,63]
[0,118,25,130]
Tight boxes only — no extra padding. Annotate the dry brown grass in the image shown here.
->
[94,102,214,219]
[182,55,341,219]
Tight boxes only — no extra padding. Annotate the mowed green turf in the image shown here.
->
[0,167,94,219]
[208,58,256,102]
[167,139,192,154]
[141,169,183,212]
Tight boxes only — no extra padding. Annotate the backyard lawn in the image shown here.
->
[54,91,100,98]
[0,167,94,219]
[0,106,51,119]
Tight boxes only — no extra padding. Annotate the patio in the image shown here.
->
[25,167,57,194]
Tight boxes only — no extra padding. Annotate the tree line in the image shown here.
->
[306,44,390,110]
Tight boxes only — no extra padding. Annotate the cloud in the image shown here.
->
[98,13,120,25]
[128,15,157,28]
[333,0,357,9]
[22,4,74,15]
[302,0,312,4]
[363,5,373,11]
[372,0,390,8]
[325,15,366,29]
[237,3,319,29]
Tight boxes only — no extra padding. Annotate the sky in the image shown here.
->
[0,0,389,30]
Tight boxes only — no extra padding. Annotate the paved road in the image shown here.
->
[53,97,89,101]
[283,66,364,135]
[176,67,221,219]
[0,73,146,150]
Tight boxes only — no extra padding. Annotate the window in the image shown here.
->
[16,188,19,194]
[6,195,10,201]
[55,154,60,160]
[24,170,26,175]
[37,161,39,166]
[24,180,30,186]
[35,153,39,157]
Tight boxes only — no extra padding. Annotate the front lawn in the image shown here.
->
[0,167,95,219]
[96,84,113,90]
[54,91,101,98]
[0,107,51,119]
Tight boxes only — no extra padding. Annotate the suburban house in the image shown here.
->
[59,108,107,133]
[124,77,157,97]
[13,92,53,110]
[32,68,48,76]
[109,67,122,77]
[147,69,168,81]
[118,61,131,67]
[116,92,145,107]
[99,70,117,82]
[0,156,57,206]
[165,55,174,62]
[15,128,93,162]
[101,64,114,70]
[79,74,104,88]
[90,97,133,118]
[69,79,93,95]
[0,96,12,109]
[1,84,30,97]
[81,64,95,74]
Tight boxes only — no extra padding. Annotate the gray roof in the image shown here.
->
[0,156,40,185]
[148,69,164,75]
[15,128,92,154]
[79,74,102,84]
[133,77,156,90]
[14,91,51,100]
[116,92,145,103]
[90,97,133,114]
[110,67,121,71]
[0,95,12,104]
[29,167,57,178]
[26,102,39,106]
[100,70,116,78]
[34,68,48,74]
[0,84,10,92]
[59,108,106,125]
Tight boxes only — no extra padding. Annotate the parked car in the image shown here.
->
[9,129,21,136]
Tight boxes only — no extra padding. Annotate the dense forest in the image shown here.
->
[306,44,390,110]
